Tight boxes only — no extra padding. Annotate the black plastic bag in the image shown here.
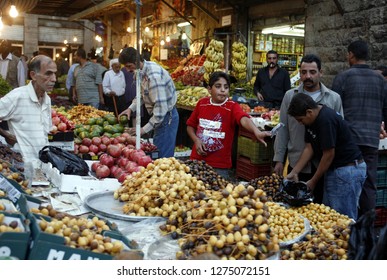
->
[276,180,313,207]
[369,224,387,259]
[39,146,89,176]
[347,210,377,260]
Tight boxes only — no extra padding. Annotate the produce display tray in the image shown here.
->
[84,191,164,222]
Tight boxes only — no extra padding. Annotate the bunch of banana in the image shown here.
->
[177,86,210,107]
[231,41,247,81]
[203,39,225,83]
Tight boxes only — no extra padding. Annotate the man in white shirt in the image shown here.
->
[102,58,126,114]
[0,40,26,89]
[0,55,56,167]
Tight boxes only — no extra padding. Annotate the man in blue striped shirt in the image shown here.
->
[119,47,178,158]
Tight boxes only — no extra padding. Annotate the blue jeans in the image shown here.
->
[323,161,367,220]
[153,108,179,158]
[214,168,231,180]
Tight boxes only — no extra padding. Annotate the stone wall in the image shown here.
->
[304,0,387,86]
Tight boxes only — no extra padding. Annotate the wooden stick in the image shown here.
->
[112,95,119,118]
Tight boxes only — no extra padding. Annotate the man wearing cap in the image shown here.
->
[118,47,179,158]
[102,58,126,114]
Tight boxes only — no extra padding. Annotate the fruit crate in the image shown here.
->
[376,187,387,207]
[237,136,273,164]
[377,169,387,187]
[375,207,387,227]
[378,151,387,168]
[236,156,272,181]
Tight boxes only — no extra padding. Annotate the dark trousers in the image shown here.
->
[358,145,378,216]
[287,164,324,204]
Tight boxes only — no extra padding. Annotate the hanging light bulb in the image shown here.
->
[182,32,187,40]
[9,5,18,18]
[64,39,68,45]
[160,39,165,46]
[166,35,170,43]
[127,26,131,32]
[73,36,78,42]
[144,26,150,33]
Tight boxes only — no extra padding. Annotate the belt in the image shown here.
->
[345,159,364,166]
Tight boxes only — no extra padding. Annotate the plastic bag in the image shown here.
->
[276,180,313,207]
[39,146,89,176]
[347,210,377,260]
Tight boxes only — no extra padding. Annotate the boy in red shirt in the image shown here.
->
[187,71,271,179]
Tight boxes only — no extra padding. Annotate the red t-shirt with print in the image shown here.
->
[186,97,249,168]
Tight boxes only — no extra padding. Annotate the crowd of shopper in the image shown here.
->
[0,38,385,221]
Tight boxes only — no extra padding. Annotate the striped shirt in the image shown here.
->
[332,64,387,148]
[0,82,51,166]
[129,61,177,133]
[72,61,103,104]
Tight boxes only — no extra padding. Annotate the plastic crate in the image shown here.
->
[378,151,387,168]
[376,187,387,207]
[236,156,272,181]
[375,207,387,227]
[377,169,387,187]
[237,136,273,164]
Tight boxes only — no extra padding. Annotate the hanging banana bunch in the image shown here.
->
[203,39,224,83]
[231,41,247,81]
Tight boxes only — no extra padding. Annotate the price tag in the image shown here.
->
[0,174,22,203]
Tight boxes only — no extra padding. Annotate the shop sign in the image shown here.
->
[222,15,232,26]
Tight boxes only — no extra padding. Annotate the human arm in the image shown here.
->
[273,93,291,173]
[102,73,115,96]
[253,71,264,101]
[286,143,314,182]
[187,125,207,156]
[17,60,26,87]
[240,116,271,146]
[283,70,291,92]
[98,84,105,105]
[306,148,335,191]
[0,127,17,146]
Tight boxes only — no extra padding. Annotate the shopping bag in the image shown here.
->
[39,145,89,176]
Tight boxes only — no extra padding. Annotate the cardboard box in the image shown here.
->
[0,211,30,260]
[40,161,120,193]
[27,214,139,260]
[174,150,192,158]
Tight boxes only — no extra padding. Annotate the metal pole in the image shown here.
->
[135,0,142,150]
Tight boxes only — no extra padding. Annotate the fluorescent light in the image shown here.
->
[0,17,3,30]
[177,22,190,27]
[262,24,304,37]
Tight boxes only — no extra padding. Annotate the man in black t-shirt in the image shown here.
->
[286,93,366,220]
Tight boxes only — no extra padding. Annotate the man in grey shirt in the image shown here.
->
[273,54,343,203]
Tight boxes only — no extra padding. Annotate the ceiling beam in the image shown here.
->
[189,0,219,24]
[160,0,196,28]
[97,16,121,35]
[68,0,120,21]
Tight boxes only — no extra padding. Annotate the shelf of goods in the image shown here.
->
[376,149,387,227]
[252,33,304,76]
[235,127,274,181]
